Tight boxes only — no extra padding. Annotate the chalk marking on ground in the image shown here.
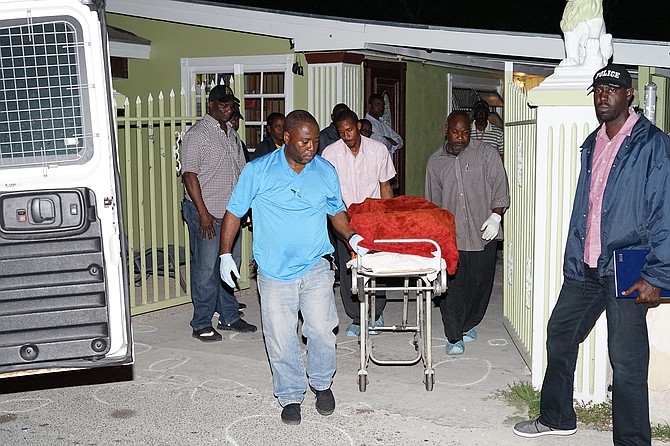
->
[191,378,255,400]
[433,357,492,387]
[228,332,264,343]
[133,342,152,354]
[0,398,52,413]
[132,325,157,333]
[224,414,355,446]
[148,357,190,372]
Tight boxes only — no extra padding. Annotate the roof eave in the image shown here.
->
[105,0,670,69]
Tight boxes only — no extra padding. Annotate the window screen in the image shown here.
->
[0,18,92,168]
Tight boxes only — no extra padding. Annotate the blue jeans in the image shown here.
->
[539,271,651,446]
[257,258,338,406]
[183,200,241,331]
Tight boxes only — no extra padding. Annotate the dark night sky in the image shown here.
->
[215,0,667,42]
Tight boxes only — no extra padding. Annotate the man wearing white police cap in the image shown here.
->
[514,63,670,445]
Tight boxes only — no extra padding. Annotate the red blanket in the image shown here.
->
[348,196,458,274]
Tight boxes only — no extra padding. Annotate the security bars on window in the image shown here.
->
[0,19,92,167]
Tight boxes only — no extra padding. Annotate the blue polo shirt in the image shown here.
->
[227,147,345,281]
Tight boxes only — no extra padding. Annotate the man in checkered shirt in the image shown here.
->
[181,85,257,342]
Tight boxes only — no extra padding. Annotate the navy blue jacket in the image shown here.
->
[563,115,670,289]
[319,123,339,155]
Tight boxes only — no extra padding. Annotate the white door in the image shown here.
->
[0,0,132,376]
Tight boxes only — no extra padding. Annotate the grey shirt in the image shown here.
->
[425,140,509,251]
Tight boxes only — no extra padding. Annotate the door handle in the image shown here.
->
[30,198,55,223]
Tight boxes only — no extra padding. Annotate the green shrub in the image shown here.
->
[498,382,670,442]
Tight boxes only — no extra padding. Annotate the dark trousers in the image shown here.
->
[538,271,651,446]
[336,236,386,324]
[439,240,497,342]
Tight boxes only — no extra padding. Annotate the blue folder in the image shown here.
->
[613,249,670,298]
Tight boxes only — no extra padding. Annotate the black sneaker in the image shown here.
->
[281,403,301,425]
[191,326,222,342]
[218,318,257,333]
[312,387,335,416]
[238,302,247,311]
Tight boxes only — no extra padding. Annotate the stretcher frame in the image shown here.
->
[350,239,447,392]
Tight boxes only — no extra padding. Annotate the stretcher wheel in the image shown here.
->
[358,375,367,392]
[425,374,434,391]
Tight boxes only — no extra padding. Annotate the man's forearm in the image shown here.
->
[380,181,393,199]
[329,211,356,242]
[220,211,242,254]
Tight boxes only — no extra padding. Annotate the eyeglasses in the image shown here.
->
[593,85,622,95]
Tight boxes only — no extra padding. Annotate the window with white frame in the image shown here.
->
[181,54,293,150]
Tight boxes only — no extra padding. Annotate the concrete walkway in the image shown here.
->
[1,261,665,445]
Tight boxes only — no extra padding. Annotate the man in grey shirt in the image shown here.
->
[425,110,509,355]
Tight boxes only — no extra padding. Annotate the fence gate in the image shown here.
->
[116,89,197,315]
[117,88,252,315]
[502,82,537,365]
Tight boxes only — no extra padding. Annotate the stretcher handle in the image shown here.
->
[372,238,442,259]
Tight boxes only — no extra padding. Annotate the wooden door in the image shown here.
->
[364,60,406,196]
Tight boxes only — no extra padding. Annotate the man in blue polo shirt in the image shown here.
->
[218,110,367,426]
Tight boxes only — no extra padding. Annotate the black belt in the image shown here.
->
[322,254,335,270]
[584,262,598,277]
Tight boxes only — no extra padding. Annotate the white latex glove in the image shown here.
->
[219,253,240,288]
[348,233,369,256]
[480,213,502,241]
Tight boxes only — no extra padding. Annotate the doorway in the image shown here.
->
[364,60,406,196]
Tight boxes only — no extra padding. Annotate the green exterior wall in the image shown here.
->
[292,52,309,110]
[404,62,502,197]
[106,13,294,100]
[404,62,450,197]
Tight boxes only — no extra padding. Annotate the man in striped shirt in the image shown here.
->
[470,100,504,160]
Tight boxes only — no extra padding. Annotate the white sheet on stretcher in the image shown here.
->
[348,252,446,281]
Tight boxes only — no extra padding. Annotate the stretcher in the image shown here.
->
[349,238,447,392]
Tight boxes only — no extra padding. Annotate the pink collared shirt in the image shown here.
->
[584,110,639,267]
[321,136,396,208]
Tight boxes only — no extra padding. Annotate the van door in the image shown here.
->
[0,0,132,376]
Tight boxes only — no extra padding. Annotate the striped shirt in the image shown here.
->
[181,114,246,218]
[470,121,504,156]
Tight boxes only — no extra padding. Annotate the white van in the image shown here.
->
[0,0,132,376]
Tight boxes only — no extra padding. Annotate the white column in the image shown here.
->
[527,70,609,404]
[308,62,362,129]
